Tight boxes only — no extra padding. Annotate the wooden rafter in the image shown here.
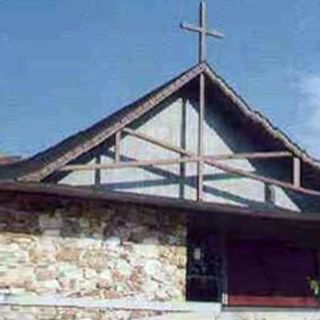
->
[61,156,199,171]
[205,159,320,197]
[58,127,320,196]
[20,63,206,182]
[60,152,293,172]
[122,128,291,161]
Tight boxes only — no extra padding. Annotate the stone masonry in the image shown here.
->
[0,202,187,319]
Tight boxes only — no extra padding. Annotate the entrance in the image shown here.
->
[227,238,318,307]
[186,222,222,302]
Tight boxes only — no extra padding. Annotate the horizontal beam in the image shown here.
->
[180,23,224,38]
[59,128,320,197]
[206,159,320,197]
[121,131,313,195]
[206,151,292,160]
[123,128,291,160]
[61,156,200,171]
[60,151,292,172]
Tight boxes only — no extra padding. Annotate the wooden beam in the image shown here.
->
[122,128,291,161]
[60,154,293,173]
[61,156,200,172]
[59,128,320,197]
[200,1,207,62]
[197,73,205,201]
[293,157,301,188]
[21,64,206,182]
[57,156,320,197]
[211,151,292,160]
[205,159,320,197]
[122,128,187,155]
[115,131,121,163]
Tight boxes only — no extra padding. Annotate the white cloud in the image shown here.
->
[299,76,320,131]
[296,75,320,157]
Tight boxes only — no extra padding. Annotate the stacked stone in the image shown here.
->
[0,203,187,319]
[0,306,165,320]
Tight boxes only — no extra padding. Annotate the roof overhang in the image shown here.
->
[0,182,320,243]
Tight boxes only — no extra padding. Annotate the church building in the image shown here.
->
[1,2,320,319]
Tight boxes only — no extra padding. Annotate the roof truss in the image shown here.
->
[58,123,320,198]
[7,62,320,200]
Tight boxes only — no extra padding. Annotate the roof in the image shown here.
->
[0,155,21,166]
[1,181,320,243]
[0,181,319,222]
[0,63,204,182]
[1,61,320,189]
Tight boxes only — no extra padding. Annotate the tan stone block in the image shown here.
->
[83,267,97,279]
[35,266,57,281]
[79,251,109,271]
[29,249,54,264]
[134,244,159,259]
[35,279,60,294]
[0,267,35,288]
[159,247,174,260]
[115,260,132,277]
[57,264,83,281]
[56,247,81,262]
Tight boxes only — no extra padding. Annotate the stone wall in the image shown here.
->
[0,203,187,303]
[0,306,164,320]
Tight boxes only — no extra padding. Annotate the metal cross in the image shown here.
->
[181,1,224,63]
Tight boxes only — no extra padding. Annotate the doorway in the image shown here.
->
[227,238,318,307]
[186,221,222,302]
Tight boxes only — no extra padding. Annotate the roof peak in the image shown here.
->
[0,61,320,188]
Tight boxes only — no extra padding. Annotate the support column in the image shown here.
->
[293,157,301,188]
[220,232,228,305]
[115,131,121,163]
[197,74,205,201]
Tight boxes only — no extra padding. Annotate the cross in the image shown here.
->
[181,1,224,63]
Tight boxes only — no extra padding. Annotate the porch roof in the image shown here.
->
[0,181,320,243]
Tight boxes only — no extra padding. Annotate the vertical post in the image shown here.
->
[199,1,206,63]
[179,98,187,199]
[293,157,301,187]
[220,232,228,305]
[115,131,121,163]
[94,155,101,186]
[197,73,205,201]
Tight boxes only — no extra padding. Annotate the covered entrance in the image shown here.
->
[227,238,318,307]
[186,209,320,308]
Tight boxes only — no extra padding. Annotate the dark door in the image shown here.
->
[227,239,318,307]
[186,225,222,302]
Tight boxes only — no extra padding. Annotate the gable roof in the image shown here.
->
[1,61,320,189]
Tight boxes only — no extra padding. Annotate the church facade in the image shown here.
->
[1,2,320,319]
[0,61,320,319]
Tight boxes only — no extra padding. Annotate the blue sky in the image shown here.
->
[1,0,320,157]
